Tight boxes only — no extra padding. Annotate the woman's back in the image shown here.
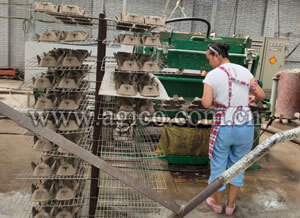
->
[203,63,253,125]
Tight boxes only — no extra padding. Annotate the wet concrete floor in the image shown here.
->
[0,80,299,217]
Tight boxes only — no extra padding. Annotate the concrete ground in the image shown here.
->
[0,79,299,217]
[159,131,300,218]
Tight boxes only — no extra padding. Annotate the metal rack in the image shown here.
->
[98,161,166,190]
[17,180,89,218]
[105,18,166,32]
[17,19,97,217]
[92,13,169,217]
[25,54,96,71]
[33,10,99,26]
[16,134,91,180]
[100,55,168,74]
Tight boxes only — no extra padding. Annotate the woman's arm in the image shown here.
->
[201,83,214,108]
[250,78,266,102]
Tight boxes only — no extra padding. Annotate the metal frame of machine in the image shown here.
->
[138,17,270,165]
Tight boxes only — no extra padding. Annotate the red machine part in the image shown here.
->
[275,70,300,119]
[0,67,19,78]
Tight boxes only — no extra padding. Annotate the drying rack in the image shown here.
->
[91,13,171,217]
[16,3,99,216]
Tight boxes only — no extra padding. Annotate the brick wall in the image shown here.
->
[278,0,300,69]
[0,0,9,66]
[8,0,29,68]
[191,0,212,33]
[0,0,299,69]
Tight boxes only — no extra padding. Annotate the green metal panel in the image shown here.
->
[156,74,204,98]
[146,31,266,166]
[140,31,254,71]
[160,155,209,165]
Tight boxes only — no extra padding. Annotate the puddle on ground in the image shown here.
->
[252,188,289,212]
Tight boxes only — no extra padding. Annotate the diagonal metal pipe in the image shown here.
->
[168,126,300,217]
[1,99,299,217]
[0,101,181,215]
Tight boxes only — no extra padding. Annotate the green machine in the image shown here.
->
[139,18,269,165]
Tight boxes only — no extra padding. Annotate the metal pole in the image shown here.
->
[169,126,300,217]
[29,0,36,41]
[123,0,127,13]
[270,76,279,116]
[89,13,107,218]
[233,0,239,35]
[210,0,218,33]
[0,101,181,215]
[261,0,269,36]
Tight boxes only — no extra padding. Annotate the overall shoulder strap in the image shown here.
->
[218,66,232,107]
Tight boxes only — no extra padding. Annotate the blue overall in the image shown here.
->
[208,66,254,191]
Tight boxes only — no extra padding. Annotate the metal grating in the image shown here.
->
[11,49,97,217]
[25,54,96,72]
[33,10,99,26]
[95,95,167,217]
[100,56,168,74]
[105,18,166,32]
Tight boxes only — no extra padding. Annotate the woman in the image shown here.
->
[202,43,265,215]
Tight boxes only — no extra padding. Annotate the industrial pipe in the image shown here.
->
[261,124,300,145]
[169,126,300,217]
[270,75,280,116]
[166,48,247,57]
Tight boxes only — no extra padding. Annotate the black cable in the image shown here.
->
[166,17,211,38]
[259,116,275,137]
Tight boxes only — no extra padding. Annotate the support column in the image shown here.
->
[262,0,279,37]
[123,0,127,13]
[89,13,107,218]
[210,0,218,33]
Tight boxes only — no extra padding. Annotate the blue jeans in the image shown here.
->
[208,120,254,191]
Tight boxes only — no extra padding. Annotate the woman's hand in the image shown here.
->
[249,95,256,105]
[250,78,266,102]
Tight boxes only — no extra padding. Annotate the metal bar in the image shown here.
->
[261,0,269,36]
[29,0,36,41]
[233,0,239,35]
[169,126,300,217]
[89,13,107,217]
[123,0,127,13]
[166,48,246,57]
[0,3,32,5]
[210,0,218,33]
[0,101,181,215]
[261,124,300,145]
[270,76,279,116]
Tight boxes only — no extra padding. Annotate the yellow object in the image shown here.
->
[157,125,211,156]
[269,56,277,64]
